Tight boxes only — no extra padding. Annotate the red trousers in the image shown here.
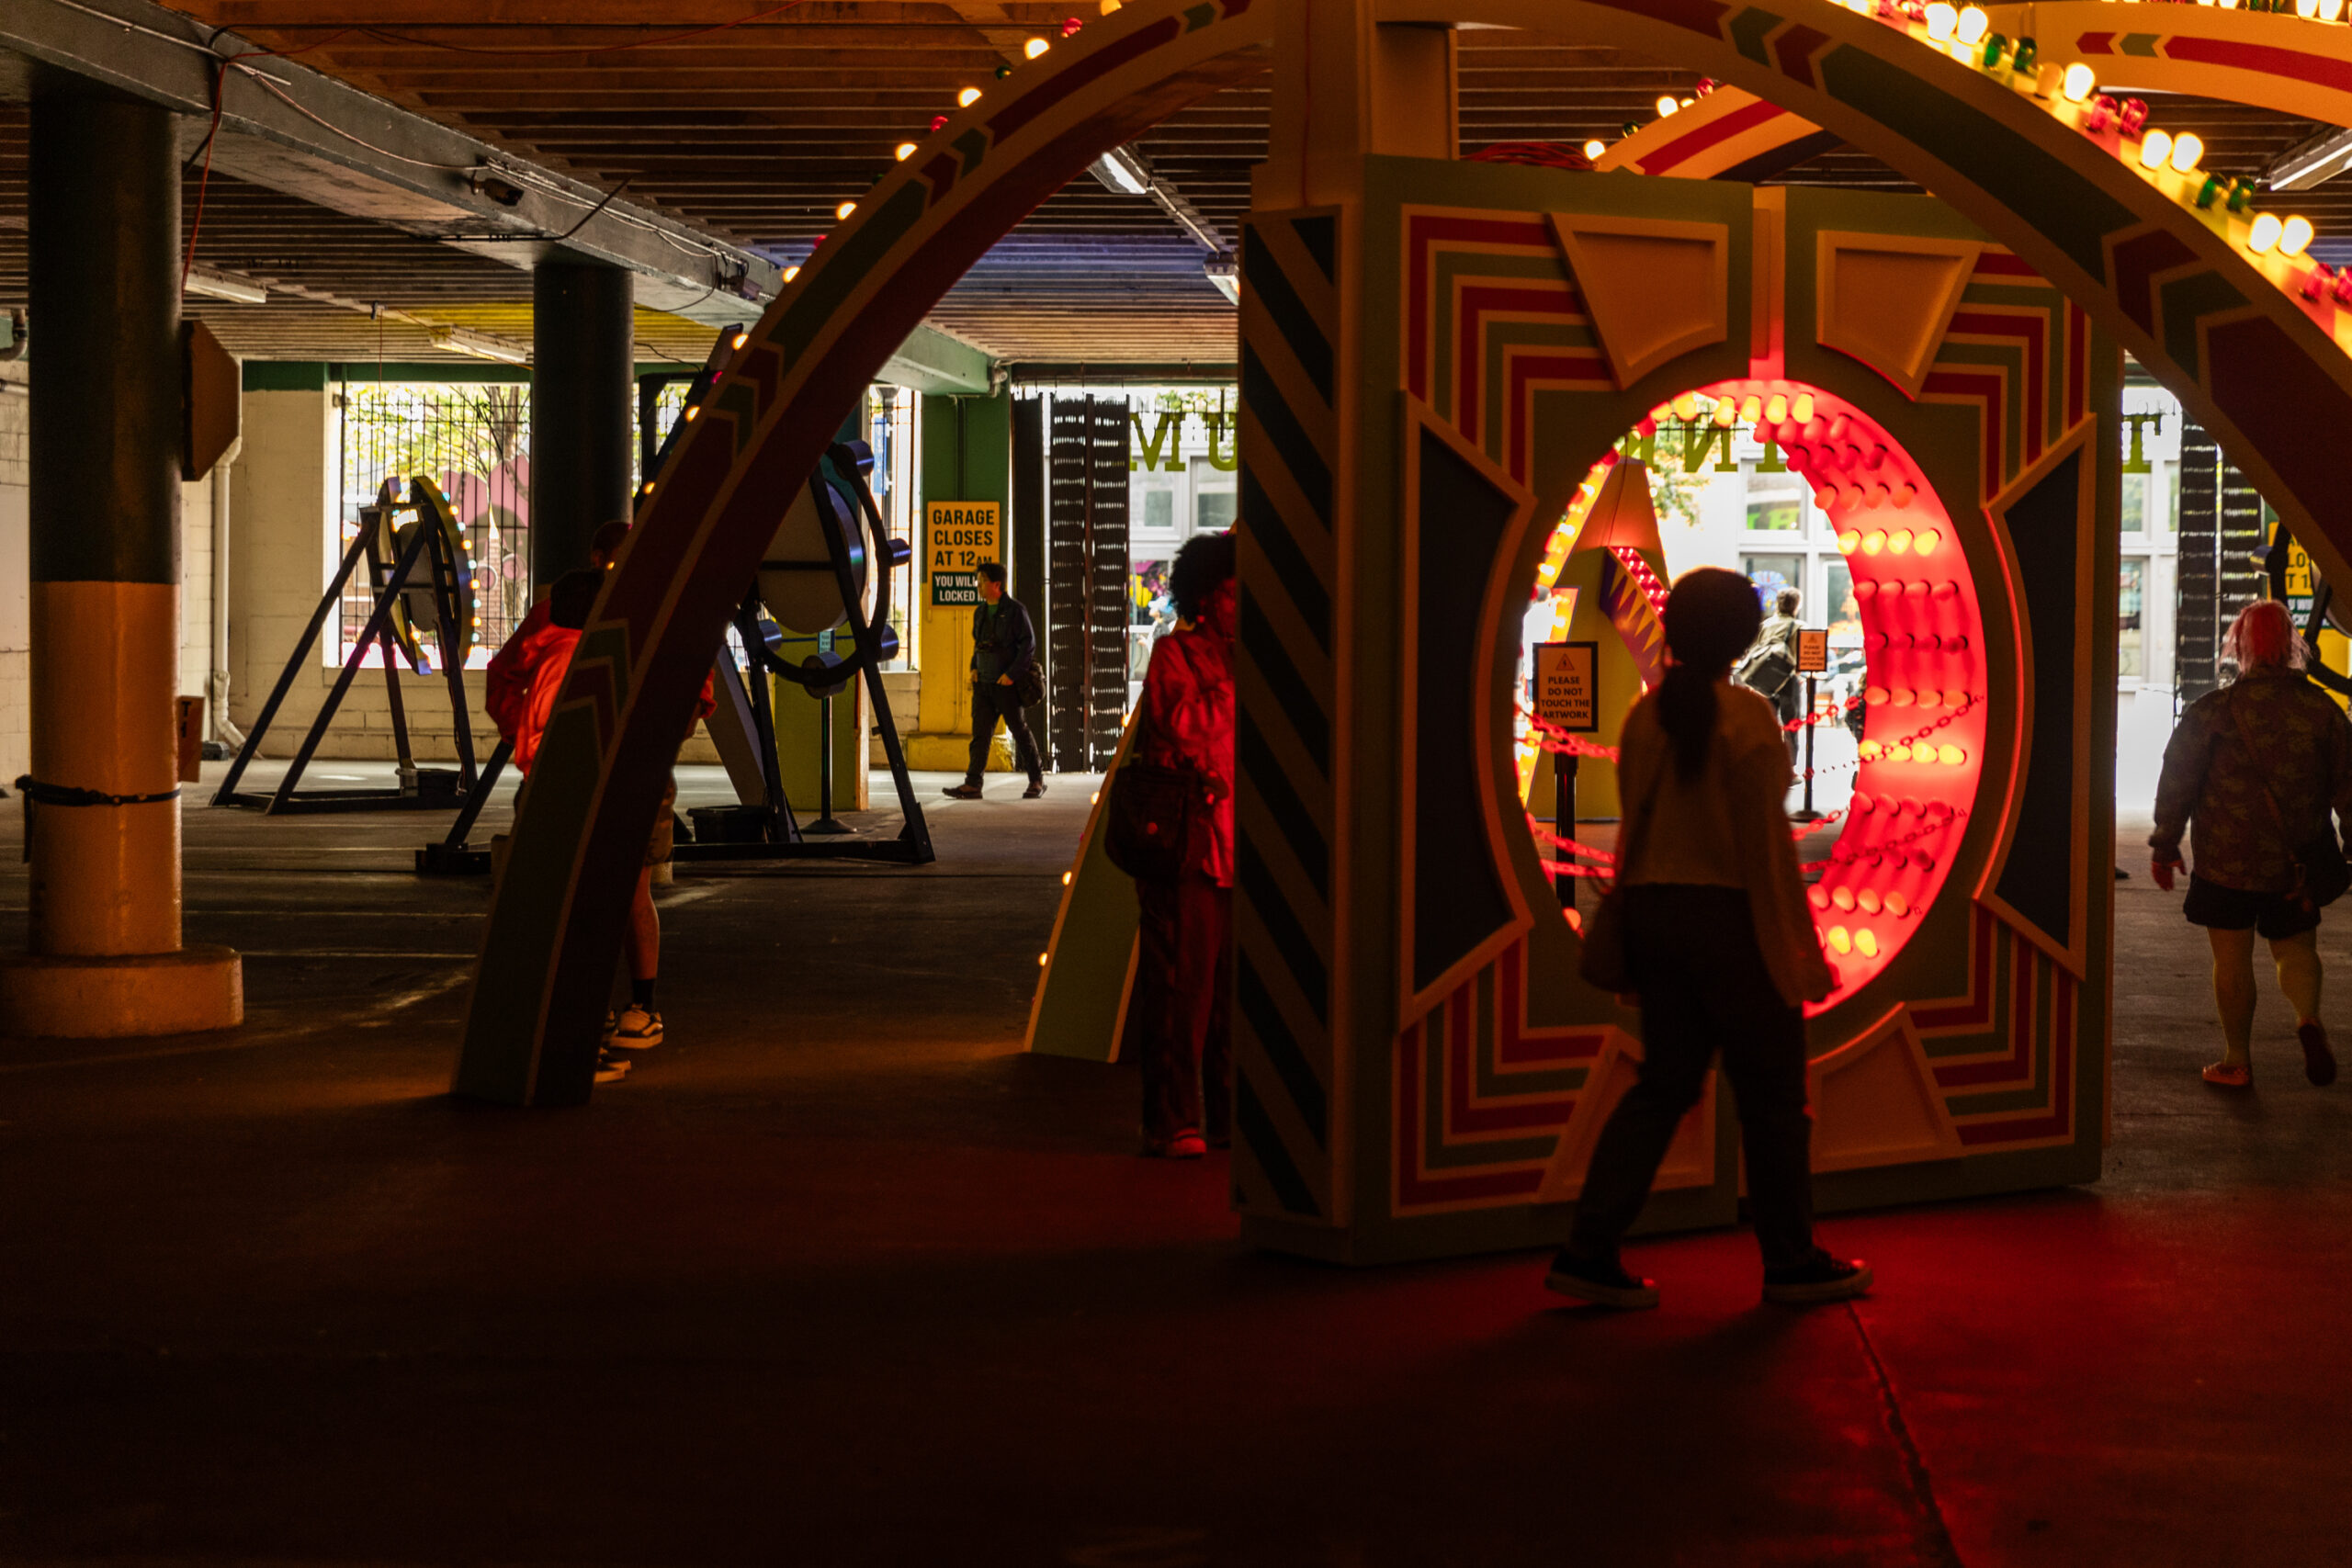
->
[1134,878,1233,1143]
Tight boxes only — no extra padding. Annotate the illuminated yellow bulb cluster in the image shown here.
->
[2248,213,2316,258]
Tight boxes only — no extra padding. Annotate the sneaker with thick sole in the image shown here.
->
[2299,1021,2337,1088]
[1762,1256,1873,1304]
[1023,781,1047,799]
[1141,1131,1207,1159]
[594,1052,632,1085]
[1543,1251,1660,1310]
[610,1007,664,1049]
[943,784,983,800]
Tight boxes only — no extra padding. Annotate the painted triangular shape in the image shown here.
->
[1815,231,1982,398]
[1549,215,1731,391]
[1806,1008,1964,1173]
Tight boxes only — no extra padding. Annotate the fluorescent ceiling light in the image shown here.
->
[2268,125,2352,191]
[431,325,530,366]
[1204,254,1239,305]
[184,266,267,306]
[1090,145,1153,197]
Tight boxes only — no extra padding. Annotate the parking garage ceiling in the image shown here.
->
[5,2,2352,371]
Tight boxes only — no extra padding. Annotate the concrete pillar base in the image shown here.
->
[0,946,243,1039]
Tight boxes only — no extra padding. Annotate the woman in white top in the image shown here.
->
[1544,568,1871,1311]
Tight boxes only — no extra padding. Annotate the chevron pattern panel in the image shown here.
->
[1231,210,1341,1223]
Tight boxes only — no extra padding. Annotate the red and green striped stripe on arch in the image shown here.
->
[452,0,1273,1105]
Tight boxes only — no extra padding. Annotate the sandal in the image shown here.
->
[2201,1060,2252,1089]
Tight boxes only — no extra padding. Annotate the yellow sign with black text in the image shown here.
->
[927,502,1001,606]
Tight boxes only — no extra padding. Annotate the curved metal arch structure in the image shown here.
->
[457,0,2352,1107]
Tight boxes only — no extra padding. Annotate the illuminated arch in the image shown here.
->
[457,0,2352,1103]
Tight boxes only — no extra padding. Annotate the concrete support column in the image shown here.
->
[530,264,635,585]
[2,95,242,1037]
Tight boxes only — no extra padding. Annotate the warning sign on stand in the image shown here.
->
[927,502,1001,606]
[1796,627,1829,674]
[1532,641,1599,733]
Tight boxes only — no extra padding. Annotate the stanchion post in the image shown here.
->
[1556,750,1577,910]
[1797,674,1818,820]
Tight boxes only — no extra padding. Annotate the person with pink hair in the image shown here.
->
[2152,599,2352,1089]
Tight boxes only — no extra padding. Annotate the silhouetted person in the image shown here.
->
[1128,532,1237,1158]
[487,521,712,1080]
[1546,567,1869,1309]
[944,562,1046,801]
[2152,599,2348,1089]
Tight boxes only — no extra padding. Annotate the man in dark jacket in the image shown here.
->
[945,561,1046,800]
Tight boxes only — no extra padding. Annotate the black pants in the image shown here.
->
[965,681,1044,785]
[1568,884,1819,1271]
[1135,878,1233,1143]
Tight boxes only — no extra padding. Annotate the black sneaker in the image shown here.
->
[1543,1250,1659,1309]
[1762,1254,1873,1304]
[1023,780,1047,799]
[594,1051,632,1086]
[943,784,983,800]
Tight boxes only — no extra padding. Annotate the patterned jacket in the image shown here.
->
[2150,666,2352,893]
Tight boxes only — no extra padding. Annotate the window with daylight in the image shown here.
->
[334,380,532,669]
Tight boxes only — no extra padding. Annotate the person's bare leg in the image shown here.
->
[627,863,658,982]
[2209,926,2256,1070]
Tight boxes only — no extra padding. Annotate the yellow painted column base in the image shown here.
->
[0,944,243,1038]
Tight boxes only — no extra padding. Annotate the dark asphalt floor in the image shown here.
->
[2,765,2346,1566]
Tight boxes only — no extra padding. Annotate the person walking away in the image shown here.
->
[1546,567,1870,1309]
[1127,532,1238,1157]
[486,521,715,1078]
[944,562,1046,801]
[2150,599,2349,1089]
[1739,587,1805,762]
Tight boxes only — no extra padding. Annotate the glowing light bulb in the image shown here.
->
[731,331,750,350]
[1038,953,1049,967]
[1024,36,1050,58]
[782,265,800,283]
[2325,0,2347,20]
[2170,132,2204,175]
[1584,139,1607,161]
[1924,3,1958,41]
[1832,886,1856,911]
[683,404,700,422]
[1917,689,1941,709]
[1101,0,1121,12]
[1740,395,1763,423]
[1062,871,1072,886]
[1889,742,1914,762]
[1890,688,1916,708]
[1865,685,1890,707]
[1657,95,1680,118]
[1914,528,1940,555]
[1858,890,1883,915]
[835,199,858,220]
[1956,6,1989,45]
[1809,886,1832,910]
[1819,485,1843,511]
[1827,926,1854,954]
[1890,528,1914,554]
[895,142,917,161]
[2299,0,2320,16]
[1837,530,1861,555]
[1854,581,1879,602]
[1862,530,1887,556]
[1859,740,1883,761]
[2282,216,2315,257]
[2139,130,2173,172]
[2062,62,2097,104]
[1765,393,1789,423]
[1893,483,1918,509]
[957,86,983,107]
[2250,212,2285,254]
[1712,398,1736,427]
[640,481,655,496]
[1671,392,1700,421]
[1939,743,1967,766]
[1855,929,1880,958]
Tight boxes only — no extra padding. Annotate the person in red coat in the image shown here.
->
[1127,531,1237,1157]
[487,521,715,1070]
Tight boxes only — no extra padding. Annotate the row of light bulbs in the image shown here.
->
[1839,527,1946,558]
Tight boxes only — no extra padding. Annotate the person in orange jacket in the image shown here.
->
[487,521,715,1073]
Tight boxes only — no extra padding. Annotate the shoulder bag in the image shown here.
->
[1104,657,1204,883]
[2228,690,2351,910]
[1577,753,1668,993]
